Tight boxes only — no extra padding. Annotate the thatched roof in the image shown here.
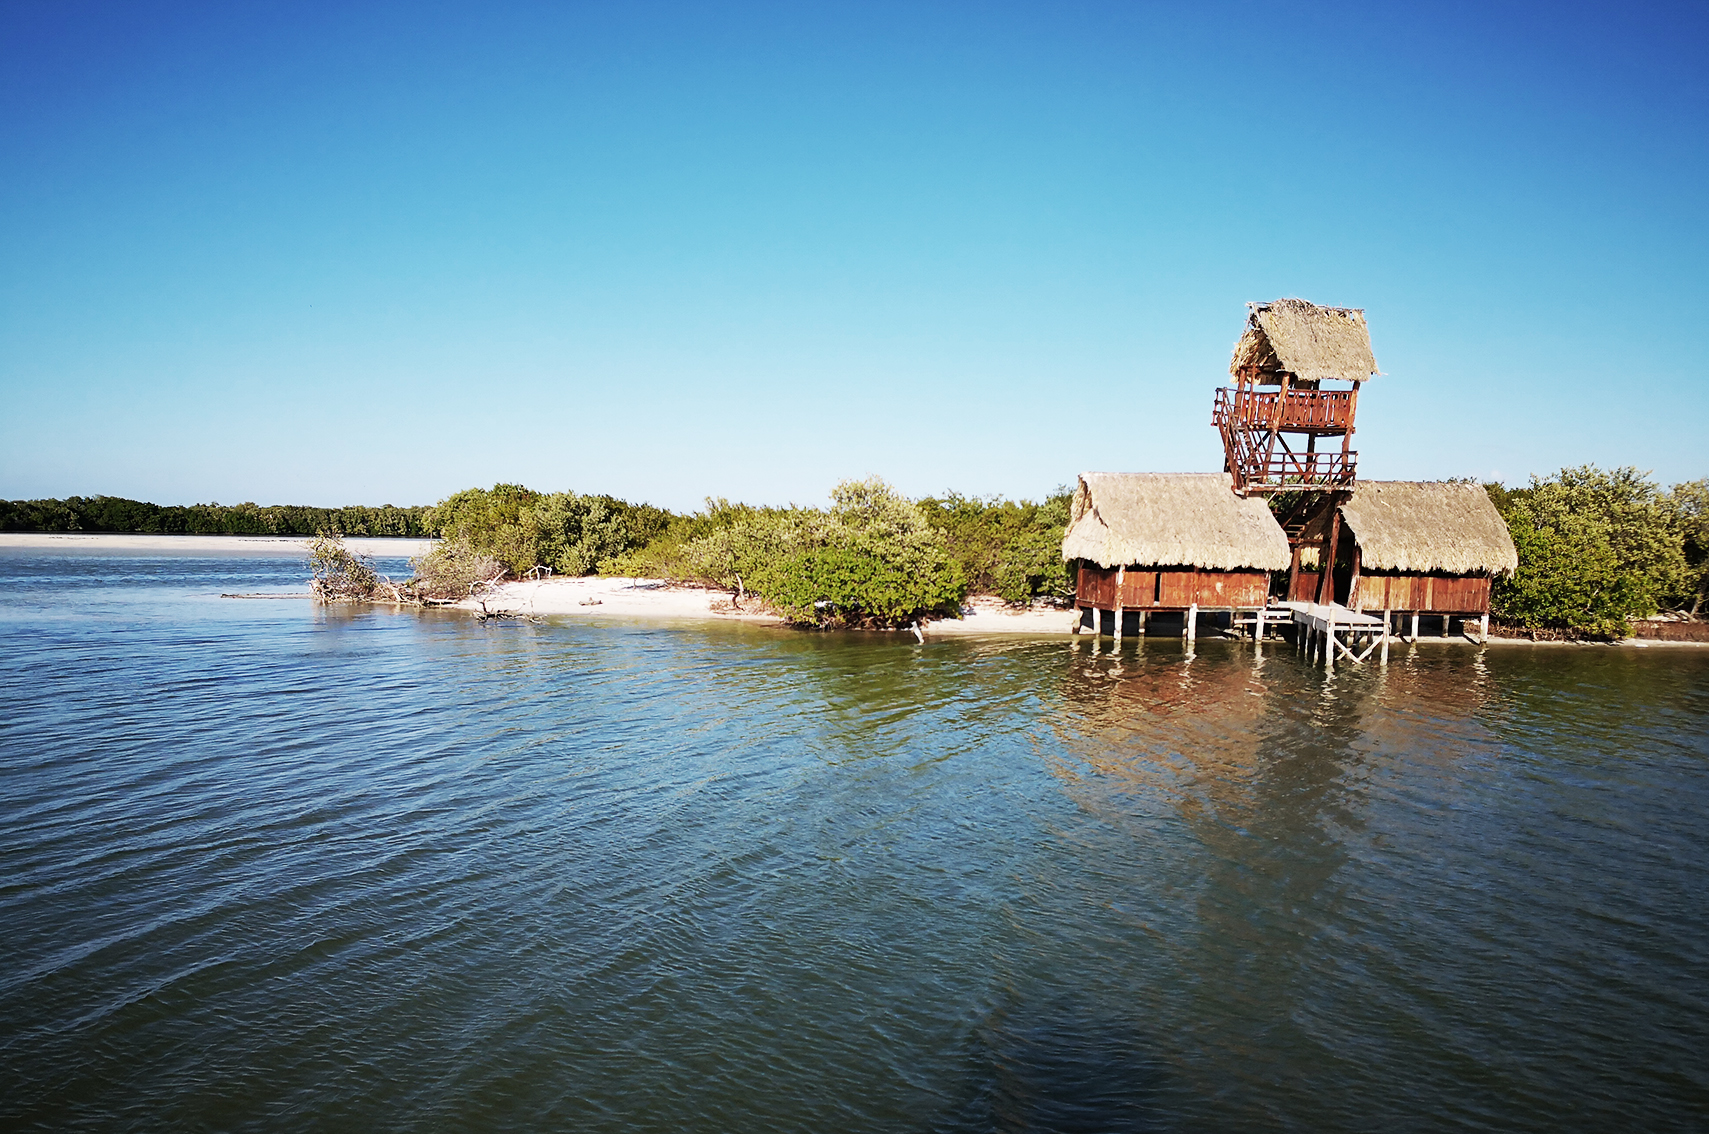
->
[1339,481,1518,575]
[1229,298,1380,383]
[1062,473,1291,570]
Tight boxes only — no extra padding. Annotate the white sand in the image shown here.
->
[0,532,436,557]
[457,576,785,624]
[921,596,1080,636]
[463,578,1082,635]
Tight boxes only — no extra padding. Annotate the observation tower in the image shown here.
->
[1212,298,1379,496]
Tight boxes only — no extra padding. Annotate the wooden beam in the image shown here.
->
[1315,508,1342,605]
[1114,566,1125,643]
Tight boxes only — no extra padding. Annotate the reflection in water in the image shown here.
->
[3,552,1708,1133]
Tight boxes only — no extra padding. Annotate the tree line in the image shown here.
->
[11,464,1706,637]
[0,495,435,538]
[408,480,1072,624]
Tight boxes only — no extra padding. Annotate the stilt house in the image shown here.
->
[1063,473,1291,634]
[1213,299,1380,494]
[1286,481,1518,622]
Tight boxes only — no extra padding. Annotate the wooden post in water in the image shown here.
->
[1254,607,1265,642]
[1381,608,1391,664]
[1186,602,1198,644]
[1480,612,1490,643]
[1137,610,1147,636]
[1113,567,1125,644]
[1410,611,1419,642]
[1325,610,1335,672]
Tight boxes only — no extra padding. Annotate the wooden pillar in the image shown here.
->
[1480,612,1490,643]
[1325,610,1335,672]
[1410,611,1419,642]
[1441,614,1451,638]
[1137,609,1147,636]
[1254,607,1265,642]
[1381,607,1391,664]
[1186,602,1198,643]
[1288,545,1302,603]
[1349,546,1362,612]
[1113,566,1125,644]
[1315,509,1342,606]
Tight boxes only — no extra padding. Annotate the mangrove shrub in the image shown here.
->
[918,490,1074,603]
[1489,466,1691,637]
[674,478,964,627]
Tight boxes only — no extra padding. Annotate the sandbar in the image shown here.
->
[0,532,436,558]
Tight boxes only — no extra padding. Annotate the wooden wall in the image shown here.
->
[1075,565,1269,610]
[1351,574,1492,614]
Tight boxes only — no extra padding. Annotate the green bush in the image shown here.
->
[407,538,507,600]
[675,477,962,627]
[1490,466,1690,637]
[918,490,1074,603]
[423,484,675,578]
[308,533,383,600]
[1670,479,1709,616]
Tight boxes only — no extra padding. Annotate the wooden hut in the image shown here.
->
[1062,473,1291,639]
[1287,481,1518,637]
[1213,298,1380,494]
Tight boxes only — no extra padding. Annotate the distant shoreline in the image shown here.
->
[0,532,437,557]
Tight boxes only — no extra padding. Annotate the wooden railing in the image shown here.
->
[1212,387,1354,432]
[1217,405,1357,493]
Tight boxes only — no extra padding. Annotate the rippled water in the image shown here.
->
[2,548,1707,1132]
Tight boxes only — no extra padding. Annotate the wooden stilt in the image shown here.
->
[1137,610,1147,636]
[1186,602,1198,643]
[1113,567,1125,644]
[1441,614,1451,638]
[1480,612,1490,643]
[1410,611,1419,642]
[1381,608,1391,664]
[1325,611,1335,671]
[1254,607,1265,642]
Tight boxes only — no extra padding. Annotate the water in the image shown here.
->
[2,549,1706,1132]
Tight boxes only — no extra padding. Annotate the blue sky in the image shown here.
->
[2,1,1704,511]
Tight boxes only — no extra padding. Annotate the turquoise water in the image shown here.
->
[2,549,1706,1132]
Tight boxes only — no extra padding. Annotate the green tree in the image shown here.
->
[528,492,633,576]
[919,489,1074,603]
[755,477,963,626]
[426,484,542,574]
[1668,478,1709,616]
[1490,465,1688,637]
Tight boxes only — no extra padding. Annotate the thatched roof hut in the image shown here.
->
[1062,473,1291,571]
[1229,298,1380,384]
[1337,481,1518,575]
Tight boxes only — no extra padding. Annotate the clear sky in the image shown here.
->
[2,1,1704,511]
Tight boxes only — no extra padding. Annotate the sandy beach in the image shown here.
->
[458,577,1084,634]
[455,576,784,624]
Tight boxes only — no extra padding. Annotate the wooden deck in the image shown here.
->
[1277,601,1388,668]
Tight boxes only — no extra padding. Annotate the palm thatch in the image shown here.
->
[1062,473,1291,570]
[1339,481,1518,575]
[1229,298,1380,384]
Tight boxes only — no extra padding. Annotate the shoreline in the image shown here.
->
[9,536,1696,646]
[0,532,436,557]
[460,580,1705,645]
